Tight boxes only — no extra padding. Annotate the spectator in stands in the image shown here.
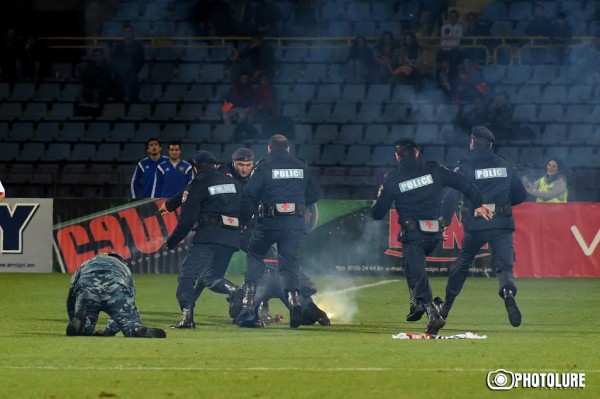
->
[421,0,449,36]
[525,4,553,37]
[374,31,398,83]
[156,141,194,198]
[193,0,231,36]
[236,34,276,80]
[287,0,318,36]
[253,0,282,36]
[487,93,513,140]
[459,95,488,131]
[438,10,464,65]
[111,24,145,102]
[347,36,373,83]
[455,57,487,103]
[552,12,572,64]
[79,48,112,111]
[228,0,255,36]
[222,72,256,124]
[0,178,5,202]
[435,52,458,102]
[0,28,21,83]
[462,12,490,64]
[254,73,278,123]
[130,138,169,199]
[20,35,46,82]
[390,31,423,84]
[525,158,568,202]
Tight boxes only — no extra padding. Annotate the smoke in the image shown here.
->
[313,276,360,324]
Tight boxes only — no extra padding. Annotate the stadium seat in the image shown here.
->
[507,1,532,20]
[98,103,125,120]
[0,83,8,101]
[47,103,73,120]
[21,103,47,121]
[320,144,345,165]
[95,143,122,162]
[0,103,22,120]
[85,123,111,142]
[296,144,321,164]
[435,104,458,122]
[513,104,537,122]
[540,124,568,144]
[540,85,567,104]
[415,124,440,144]
[496,146,520,162]
[313,125,338,143]
[9,122,34,142]
[70,143,96,162]
[162,123,187,141]
[364,125,389,145]
[382,104,409,123]
[174,64,200,83]
[121,142,146,162]
[198,64,225,83]
[409,104,435,123]
[366,145,395,166]
[568,147,596,168]
[341,84,367,103]
[60,83,81,102]
[365,84,391,103]
[51,63,73,81]
[351,21,375,36]
[529,66,557,85]
[135,123,160,142]
[293,124,312,143]
[565,124,594,144]
[562,104,590,123]
[45,142,71,161]
[331,103,357,123]
[0,142,20,162]
[60,122,85,141]
[389,124,415,142]
[538,104,563,122]
[356,103,382,123]
[445,146,467,166]
[37,83,61,102]
[162,84,188,102]
[151,104,178,120]
[185,123,211,143]
[150,63,175,83]
[111,123,135,142]
[288,84,316,102]
[566,85,593,104]
[338,125,364,144]
[420,145,445,163]
[139,83,162,102]
[341,144,370,166]
[182,48,209,62]
[306,103,332,122]
[299,64,328,83]
[178,103,203,121]
[127,103,152,120]
[212,124,236,143]
[20,142,46,162]
[504,65,531,84]
[317,84,342,102]
[34,122,60,142]
[515,85,541,103]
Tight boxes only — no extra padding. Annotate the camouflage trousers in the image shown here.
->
[74,280,142,337]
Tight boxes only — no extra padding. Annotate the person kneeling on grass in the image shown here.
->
[66,252,166,338]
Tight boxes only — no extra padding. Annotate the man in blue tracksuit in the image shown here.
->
[156,141,193,198]
[130,137,169,199]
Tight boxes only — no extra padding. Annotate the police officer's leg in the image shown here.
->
[239,228,275,316]
[173,244,212,329]
[442,231,486,318]
[239,270,272,328]
[201,244,238,297]
[298,268,330,326]
[405,257,424,322]
[67,292,100,336]
[275,229,306,328]
[489,230,521,327]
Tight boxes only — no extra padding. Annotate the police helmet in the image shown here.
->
[232,148,254,162]
[193,150,219,166]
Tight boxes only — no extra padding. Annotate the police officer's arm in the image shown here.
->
[243,164,266,202]
[372,175,396,220]
[510,170,528,205]
[305,166,320,206]
[165,182,204,249]
[130,162,144,199]
[440,187,461,222]
[439,167,492,219]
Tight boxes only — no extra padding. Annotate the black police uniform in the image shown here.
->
[236,148,320,328]
[165,150,241,328]
[441,128,527,327]
[372,152,485,334]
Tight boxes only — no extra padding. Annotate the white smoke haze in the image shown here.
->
[313,276,360,324]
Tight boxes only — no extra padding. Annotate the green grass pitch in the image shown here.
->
[0,274,598,398]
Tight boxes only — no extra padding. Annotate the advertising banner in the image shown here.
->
[0,198,53,273]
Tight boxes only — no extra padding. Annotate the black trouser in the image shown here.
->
[403,238,439,304]
[445,229,517,302]
[177,243,236,309]
[246,228,307,293]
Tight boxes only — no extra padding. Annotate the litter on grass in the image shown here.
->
[392,332,488,340]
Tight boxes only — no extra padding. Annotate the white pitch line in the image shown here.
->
[317,279,401,296]
[1,365,599,373]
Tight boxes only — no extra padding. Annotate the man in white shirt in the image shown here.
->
[439,10,464,64]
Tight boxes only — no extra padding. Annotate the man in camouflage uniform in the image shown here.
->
[66,252,166,338]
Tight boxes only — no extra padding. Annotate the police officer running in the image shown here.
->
[372,140,492,335]
[436,127,527,328]
[235,134,320,328]
[66,252,166,338]
[163,150,241,329]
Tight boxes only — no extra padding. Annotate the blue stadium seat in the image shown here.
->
[152,22,176,36]
[341,84,367,103]
[85,123,111,142]
[317,84,342,102]
[203,103,222,120]
[162,84,188,102]
[186,123,212,143]
[342,144,370,165]
[282,102,306,119]
[513,104,536,122]
[496,146,520,162]
[20,142,46,162]
[566,85,593,104]
[327,64,346,83]
[35,122,59,142]
[420,145,445,163]
[351,21,375,36]
[415,124,440,144]
[152,47,182,61]
[174,64,200,83]
[135,123,160,142]
[101,21,123,36]
[529,66,557,85]
[299,64,328,83]
[313,125,338,143]
[515,85,541,103]
[537,104,563,122]
[338,125,363,144]
[179,103,203,121]
[482,1,508,21]
[10,122,34,141]
[330,103,357,123]
[99,103,126,120]
[37,83,61,102]
[326,21,351,36]
[321,2,342,20]
[71,143,96,162]
[113,3,142,21]
[121,142,144,162]
[185,84,213,102]
[306,103,332,122]
[568,147,595,168]
[0,142,19,162]
[96,143,122,161]
[45,142,71,161]
[540,124,568,144]
[540,85,567,103]
[47,103,73,120]
[382,104,409,123]
[307,48,333,63]
[60,122,85,141]
[21,103,47,121]
[507,1,533,20]
[60,83,82,102]
[212,124,236,143]
[366,145,395,166]
[365,84,391,103]
[293,124,312,143]
[198,64,224,83]
[320,144,345,165]
[150,63,175,82]
[0,103,21,120]
[182,48,209,62]
[389,124,415,141]
[345,2,370,21]
[410,104,435,123]
[161,123,187,140]
[356,103,382,123]
[504,65,531,84]
[566,124,593,145]
[127,103,152,120]
[364,125,389,145]
[519,147,545,168]
[111,123,136,142]
[288,84,316,102]
[435,104,458,122]
[296,144,321,164]
[0,82,8,101]
[562,104,590,123]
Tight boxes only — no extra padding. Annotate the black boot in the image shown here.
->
[241,282,256,311]
[235,283,257,328]
[406,289,425,322]
[171,307,195,329]
[301,302,331,326]
[502,288,521,327]
[133,326,167,338]
[256,301,273,327]
[425,302,446,335]
[66,309,87,336]
[433,296,450,319]
[287,291,302,328]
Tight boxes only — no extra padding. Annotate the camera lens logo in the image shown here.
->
[487,369,515,391]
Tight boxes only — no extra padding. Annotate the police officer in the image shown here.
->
[219,148,330,327]
[235,134,320,328]
[66,252,166,338]
[436,127,527,328]
[163,150,241,329]
[372,140,492,335]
